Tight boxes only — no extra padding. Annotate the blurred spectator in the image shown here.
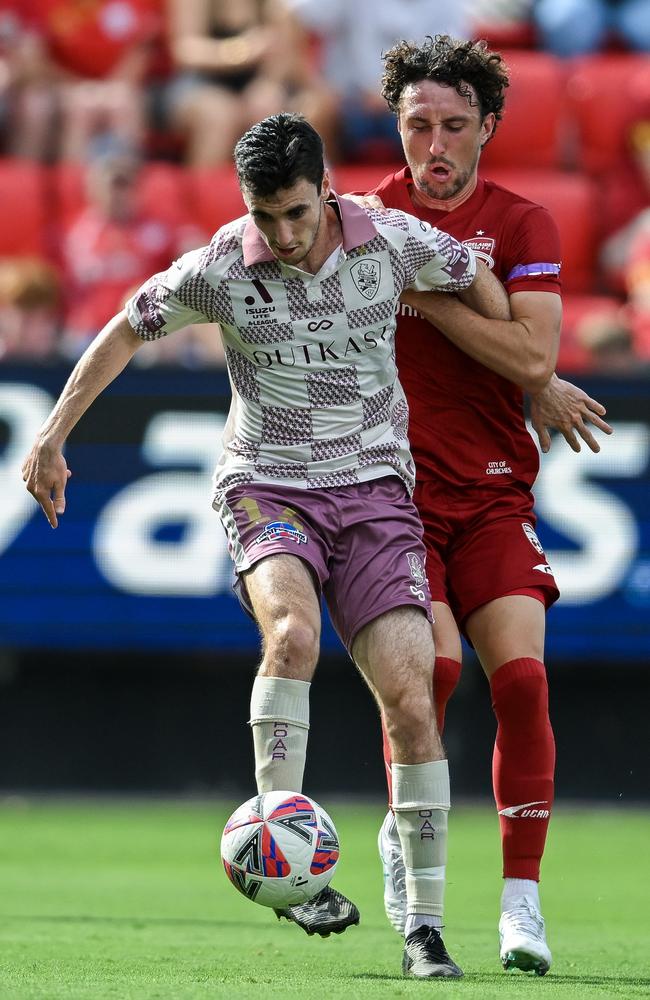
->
[560,72,650,372]
[0,1,57,159]
[58,142,213,362]
[0,256,61,360]
[614,213,650,361]
[574,308,638,372]
[17,0,167,162]
[166,0,337,166]
[575,216,650,370]
[599,88,650,287]
[283,0,471,161]
[532,0,650,57]
[625,217,650,356]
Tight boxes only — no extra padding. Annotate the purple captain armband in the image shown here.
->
[506,262,561,281]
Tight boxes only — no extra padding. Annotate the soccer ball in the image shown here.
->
[220,790,339,908]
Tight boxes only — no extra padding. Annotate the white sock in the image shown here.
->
[405,912,443,936]
[392,759,450,930]
[249,676,310,793]
[501,877,540,912]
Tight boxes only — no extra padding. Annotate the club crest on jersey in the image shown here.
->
[462,236,495,269]
[522,522,544,554]
[254,521,308,545]
[350,259,381,300]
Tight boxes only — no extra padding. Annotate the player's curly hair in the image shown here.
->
[234,113,325,197]
[382,35,509,137]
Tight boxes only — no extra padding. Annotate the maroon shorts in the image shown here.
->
[414,479,559,635]
[220,476,432,652]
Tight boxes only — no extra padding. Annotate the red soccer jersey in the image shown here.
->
[33,0,162,79]
[62,207,179,339]
[372,167,562,490]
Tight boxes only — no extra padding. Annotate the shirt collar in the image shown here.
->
[241,190,378,266]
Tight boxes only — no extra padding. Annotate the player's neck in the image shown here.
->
[411,174,477,213]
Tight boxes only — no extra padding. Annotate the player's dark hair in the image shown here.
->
[382,35,509,139]
[234,113,325,197]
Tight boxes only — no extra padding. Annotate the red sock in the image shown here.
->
[382,656,462,807]
[490,657,555,881]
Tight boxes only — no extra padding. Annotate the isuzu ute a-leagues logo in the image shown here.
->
[462,232,495,268]
[350,259,381,300]
[254,521,308,545]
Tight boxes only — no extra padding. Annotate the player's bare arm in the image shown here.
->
[400,286,560,394]
[457,259,511,320]
[341,193,387,212]
[529,373,614,454]
[22,311,142,528]
[402,258,511,325]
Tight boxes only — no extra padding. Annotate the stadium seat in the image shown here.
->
[138,163,192,223]
[565,54,650,173]
[0,159,47,256]
[51,162,85,225]
[186,166,247,235]
[480,51,568,170]
[484,168,599,294]
[471,18,536,50]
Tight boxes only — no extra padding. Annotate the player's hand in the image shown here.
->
[22,438,72,529]
[340,193,387,212]
[529,374,614,454]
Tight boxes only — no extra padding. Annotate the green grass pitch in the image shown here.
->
[0,800,648,999]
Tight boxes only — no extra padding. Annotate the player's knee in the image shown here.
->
[494,669,551,737]
[382,678,434,741]
[264,613,319,677]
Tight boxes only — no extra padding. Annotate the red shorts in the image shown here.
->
[220,477,432,653]
[414,479,559,635]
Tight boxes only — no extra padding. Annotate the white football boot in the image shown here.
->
[499,895,552,975]
[377,811,406,934]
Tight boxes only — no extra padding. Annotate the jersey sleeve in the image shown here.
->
[402,214,477,293]
[125,246,212,340]
[502,205,562,296]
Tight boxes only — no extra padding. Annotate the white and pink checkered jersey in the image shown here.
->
[125,193,476,506]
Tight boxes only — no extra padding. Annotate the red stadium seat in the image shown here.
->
[186,166,247,235]
[138,163,192,223]
[484,168,599,293]
[0,159,47,255]
[471,19,536,50]
[481,51,568,170]
[51,162,85,225]
[565,54,650,173]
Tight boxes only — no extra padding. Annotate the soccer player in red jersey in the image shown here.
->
[369,36,613,976]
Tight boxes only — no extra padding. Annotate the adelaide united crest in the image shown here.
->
[462,233,496,269]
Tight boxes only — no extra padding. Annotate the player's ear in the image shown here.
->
[320,171,331,200]
[480,113,496,147]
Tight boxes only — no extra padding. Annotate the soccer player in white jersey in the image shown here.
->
[23,113,511,978]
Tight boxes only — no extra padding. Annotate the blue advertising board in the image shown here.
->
[1,366,649,659]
